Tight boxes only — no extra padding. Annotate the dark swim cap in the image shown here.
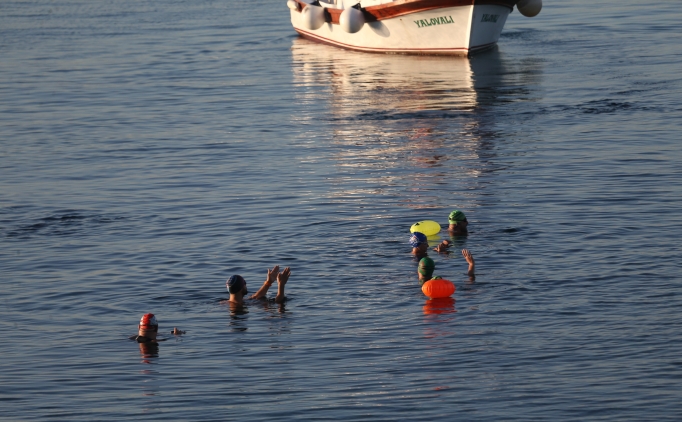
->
[448,210,467,224]
[409,232,428,248]
[419,257,435,278]
[226,275,246,294]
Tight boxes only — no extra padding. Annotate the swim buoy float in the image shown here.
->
[410,220,441,236]
[422,277,455,298]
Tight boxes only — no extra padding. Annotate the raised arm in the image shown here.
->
[462,249,475,280]
[275,267,291,304]
[250,265,279,299]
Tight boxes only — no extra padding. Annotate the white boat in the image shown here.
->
[287,0,542,56]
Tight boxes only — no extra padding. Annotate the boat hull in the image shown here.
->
[289,0,513,56]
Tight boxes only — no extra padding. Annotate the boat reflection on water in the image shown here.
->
[290,38,529,211]
[291,36,495,117]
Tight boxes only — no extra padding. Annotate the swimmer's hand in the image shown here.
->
[171,327,185,335]
[251,265,281,300]
[277,267,291,287]
[462,249,475,278]
[275,267,290,304]
[434,240,452,253]
[266,265,280,286]
[462,249,474,264]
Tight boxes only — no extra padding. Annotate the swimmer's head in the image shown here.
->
[138,313,158,340]
[419,257,435,281]
[409,232,428,248]
[410,232,429,255]
[448,210,469,234]
[448,210,467,225]
[226,275,247,295]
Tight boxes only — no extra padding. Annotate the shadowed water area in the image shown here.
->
[1,0,681,420]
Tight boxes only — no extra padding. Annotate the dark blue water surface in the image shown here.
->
[1,0,681,420]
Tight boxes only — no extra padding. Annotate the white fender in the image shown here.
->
[339,7,365,34]
[287,0,299,11]
[301,5,326,30]
[517,0,542,17]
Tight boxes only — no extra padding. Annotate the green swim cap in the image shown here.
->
[448,210,467,224]
[419,257,435,277]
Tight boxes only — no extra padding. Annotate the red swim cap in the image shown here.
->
[139,313,158,331]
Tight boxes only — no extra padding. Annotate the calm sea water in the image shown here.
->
[1,0,681,420]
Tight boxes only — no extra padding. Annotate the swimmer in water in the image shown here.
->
[409,232,429,259]
[433,239,452,253]
[448,210,468,236]
[226,265,291,308]
[418,256,435,285]
[462,249,475,281]
[129,313,169,343]
[171,327,185,335]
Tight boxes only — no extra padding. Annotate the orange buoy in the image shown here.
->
[421,277,455,298]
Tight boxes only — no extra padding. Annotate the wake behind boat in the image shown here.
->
[287,0,542,56]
